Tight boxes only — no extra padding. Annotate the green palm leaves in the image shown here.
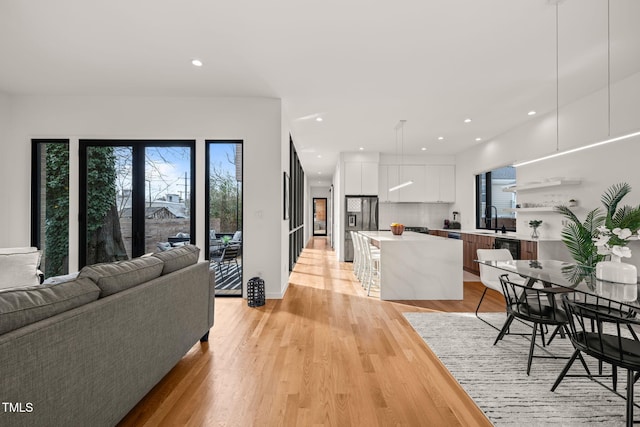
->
[555,182,640,267]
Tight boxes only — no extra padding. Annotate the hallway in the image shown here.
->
[120,237,501,426]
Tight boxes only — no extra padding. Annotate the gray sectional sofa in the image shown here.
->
[0,245,214,427]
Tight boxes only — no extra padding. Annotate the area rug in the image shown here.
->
[403,312,634,426]
[211,263,242,292]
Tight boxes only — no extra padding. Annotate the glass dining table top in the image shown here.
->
[477,259,640,308]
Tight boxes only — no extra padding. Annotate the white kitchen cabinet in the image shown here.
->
[438,165,455,202]
[344,161,378,195]
[397,165,425,202]
[424,165,455,203]
[361,162,379,195]
[381,165,400,202]
[378,165,390,202]
[380,165,426,202]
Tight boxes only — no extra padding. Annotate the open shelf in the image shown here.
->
[502,179,581,193]
[503,207,557,213]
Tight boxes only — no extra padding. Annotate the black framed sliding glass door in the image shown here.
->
[79,140,195,267]
[206,140,243,297]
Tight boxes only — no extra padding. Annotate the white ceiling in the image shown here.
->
[1,0,639,186]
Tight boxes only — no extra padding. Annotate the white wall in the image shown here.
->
[1,95,289,298]
[332,161,343,260]
[454,70,640,267]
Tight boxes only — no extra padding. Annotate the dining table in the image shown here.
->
[476,259,640,309]
[477,259,640,426]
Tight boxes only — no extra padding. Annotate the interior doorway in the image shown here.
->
[313,198,327,236]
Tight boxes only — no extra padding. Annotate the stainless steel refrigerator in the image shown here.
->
[344,196,379,262]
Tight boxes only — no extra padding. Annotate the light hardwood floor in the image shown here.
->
[119,237,504,426]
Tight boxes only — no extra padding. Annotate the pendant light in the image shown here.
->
[514,0,640,168]
[389,120,413,192]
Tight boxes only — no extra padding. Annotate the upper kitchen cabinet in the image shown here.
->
[344,161,378,195]
[379,164,426,202]
[424,165,455,203]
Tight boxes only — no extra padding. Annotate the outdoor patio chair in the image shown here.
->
[211,244,241,280]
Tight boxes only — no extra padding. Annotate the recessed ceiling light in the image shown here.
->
[317,172,322,175]
[528,111,537,116]
[191,59,203,67]
[437,136,444,140]
[464,118,472,123]
[316,117,323,122]
[475,137,482,141]
[317,154,322,158]
[421,147,427,151]
[359,147,364,151]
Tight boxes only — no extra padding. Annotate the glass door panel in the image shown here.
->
[80,140,194,267]
[313,198,327,236]
[144,147,192,254]
[208,141,243,296]
[31,140,70,278]
[85,145,132,264]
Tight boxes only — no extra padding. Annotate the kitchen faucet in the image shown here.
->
[487,205,498,231]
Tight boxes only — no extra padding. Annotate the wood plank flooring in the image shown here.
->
[119,237,504,426]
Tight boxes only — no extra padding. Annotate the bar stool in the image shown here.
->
[360,235,380,296]
[350,231,363,281]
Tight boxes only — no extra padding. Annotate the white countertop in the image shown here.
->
[360,230,446,242]
[430,228,560,242]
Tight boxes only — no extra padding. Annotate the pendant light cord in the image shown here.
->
[556,3,560,151]
[607,0,611,136]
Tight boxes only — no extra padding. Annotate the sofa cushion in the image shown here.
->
[0,247,42,290]
[79,256,164,298]
[0,278,100,334]
[152,244,200,275]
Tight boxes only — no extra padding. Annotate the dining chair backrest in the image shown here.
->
[561,294,640,370]
[498,274,567,324]
[477,249,513,293]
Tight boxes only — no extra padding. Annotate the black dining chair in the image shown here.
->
[496,274,570,375]
[552,294,640,427]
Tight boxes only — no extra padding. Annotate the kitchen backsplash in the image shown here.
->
[379,203,451,229]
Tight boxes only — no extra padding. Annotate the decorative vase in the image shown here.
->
[530,227,539,239]
[596,255,637,285]
[596,255,638,301]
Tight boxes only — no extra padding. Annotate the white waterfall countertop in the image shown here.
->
[361,230,447,242]
[359,231,462,300]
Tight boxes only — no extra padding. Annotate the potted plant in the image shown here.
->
[555,182,640,284]
[528,219,542,239]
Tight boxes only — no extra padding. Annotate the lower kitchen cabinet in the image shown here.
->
[462,233,494,275]
[520,240,538,260]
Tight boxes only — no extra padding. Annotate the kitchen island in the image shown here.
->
[360,231,463,300]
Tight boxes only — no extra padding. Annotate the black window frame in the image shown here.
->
[79,139,196,267]
[475,169,516,232]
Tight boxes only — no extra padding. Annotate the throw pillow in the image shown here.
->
[0,247,41,290]
[42,272,80,286]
